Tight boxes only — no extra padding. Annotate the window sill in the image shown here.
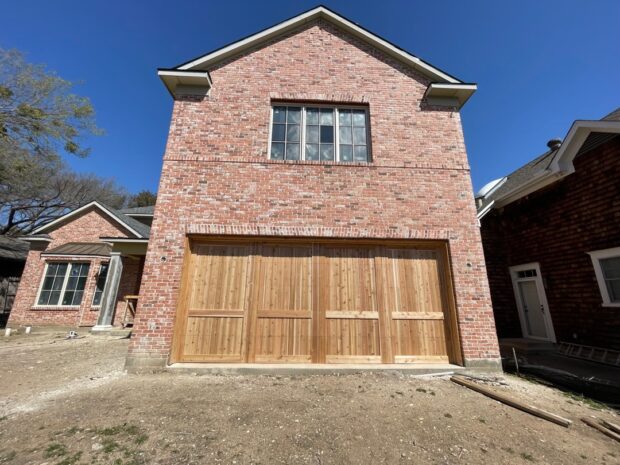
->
[264,158,373,167]
[31,306,80,311]
[601,302,620,308]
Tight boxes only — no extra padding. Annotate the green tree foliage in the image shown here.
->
[0,49,129,234]
[127,190,157,208]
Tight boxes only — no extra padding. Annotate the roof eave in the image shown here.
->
[158,69,212,99]
[424,83,477,110]
[167,6,462,85]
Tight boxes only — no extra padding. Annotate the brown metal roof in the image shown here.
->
[42,242,111,257]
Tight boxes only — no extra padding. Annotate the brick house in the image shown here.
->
[125,6,500,371]
[7,202,153,330]
[477,108,620,353]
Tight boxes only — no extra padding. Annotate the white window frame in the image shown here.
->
[34,261,90,308]
[587,246,620,307]
[268,103,371,162]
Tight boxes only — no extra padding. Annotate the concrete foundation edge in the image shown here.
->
[463,357,503,372]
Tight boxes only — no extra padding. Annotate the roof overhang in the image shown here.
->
[31,201,144,239]
[160,6,472,101]
[19,235,52,243]
[424,83,477,110]
[158,69,213,98]
[100,237,149,256]
[483,119,620,211]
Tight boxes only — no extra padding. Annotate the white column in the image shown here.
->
[92,252,123,331]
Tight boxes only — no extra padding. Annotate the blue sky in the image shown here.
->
[2,0,619,193]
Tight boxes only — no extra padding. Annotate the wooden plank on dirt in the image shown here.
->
[600,420,620,435]
[581,418,620,442]
[451,376,572,427]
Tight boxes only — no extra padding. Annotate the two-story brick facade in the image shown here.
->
[126,6,500,370]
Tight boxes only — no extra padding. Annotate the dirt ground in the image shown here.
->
[0,331,618,465]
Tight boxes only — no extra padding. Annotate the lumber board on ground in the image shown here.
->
[581,418,620,442]
[450,375,572,427]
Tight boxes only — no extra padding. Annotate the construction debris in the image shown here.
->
[581,418,620,442]
[451,375,572,427]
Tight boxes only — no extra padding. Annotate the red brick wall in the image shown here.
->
[8,207,140,328]
[481,136,620,349]
[128,19,499,367]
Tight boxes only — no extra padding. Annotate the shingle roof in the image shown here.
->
[120,206,155,215]
[603,107,620,121]
[0,235,29,261]
[42,242,111,257]
[104,206,151,238]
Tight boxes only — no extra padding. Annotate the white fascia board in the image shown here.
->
[177,6,461,84]
[100,237,149,243]
[158,70,212,98]
[124,213,153,218]
[20,236,52,242]
[32,201,143,238]
[424,83,477,109]
[548,120,620,173]
[476,200,495,220]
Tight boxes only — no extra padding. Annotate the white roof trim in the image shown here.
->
[100,237,149,243]
[176,6,461,84]
[32,201,143,238]
[481,119,620,212]
[476,200,495,220]
[19,236,52,242]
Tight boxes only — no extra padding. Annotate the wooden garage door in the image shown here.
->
[171,240,461,364]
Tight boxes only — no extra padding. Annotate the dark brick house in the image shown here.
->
[126,6,500,371]
[477,109,620,351]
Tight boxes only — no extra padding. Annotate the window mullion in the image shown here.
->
[335,108,340,162]
[59,263,72,306]
[301,106,306,161]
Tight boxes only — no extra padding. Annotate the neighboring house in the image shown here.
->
[126,6,500,370]
[0,236,29,327]
[477,108,620,352]
[7,203,154,330]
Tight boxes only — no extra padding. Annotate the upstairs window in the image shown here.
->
[270,105,370,162]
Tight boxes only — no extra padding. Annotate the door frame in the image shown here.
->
[509,262,556,342]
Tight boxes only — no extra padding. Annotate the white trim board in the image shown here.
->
[175,6,461,84]
[31,201,143,238]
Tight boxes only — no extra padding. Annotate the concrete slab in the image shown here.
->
[167,363,466,376]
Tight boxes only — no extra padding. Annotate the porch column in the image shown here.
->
[92,252,123,331]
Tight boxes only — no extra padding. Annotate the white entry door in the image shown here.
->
[509,263,556,342]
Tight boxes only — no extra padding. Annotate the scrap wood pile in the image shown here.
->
[450,375,619,442]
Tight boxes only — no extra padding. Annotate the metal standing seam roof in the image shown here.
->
[42,242,112,257]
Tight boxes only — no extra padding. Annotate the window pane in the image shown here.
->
[42,276,54,290]
[38,291,50,306]
[320,109,333,125]
[353,127,366,145]
[287,107,301,124]
[305,144,319,160]
[320,126,334,143]
[354,146,368,161]
[272,124,285,141]
[306,125,319,143]
[271,143,285,160]
[306,108,319,125]
[339,126,352,144]
[320,144,334,161]
[340,145,353,161]
[339,110,352,126]
[66,276,78,291]
[48,291,61,306]
[62,291,75,306]
[601,257,620,279]
[286,124,300,142]
[286,143,300,160]
[606,279,620,302]
[273,107,286,123]
[51,276,64,290]
[77,276,88,290]
[352,110,366,126]
[56,263,68,276]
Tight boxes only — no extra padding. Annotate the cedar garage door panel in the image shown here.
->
[172,240,460,364]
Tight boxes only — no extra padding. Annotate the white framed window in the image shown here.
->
[36,262,90,307]
[587,247,620,307]
[92,263,109,306]
[269,104,370,162]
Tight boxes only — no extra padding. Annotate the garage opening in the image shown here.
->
[170,238,462,365]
